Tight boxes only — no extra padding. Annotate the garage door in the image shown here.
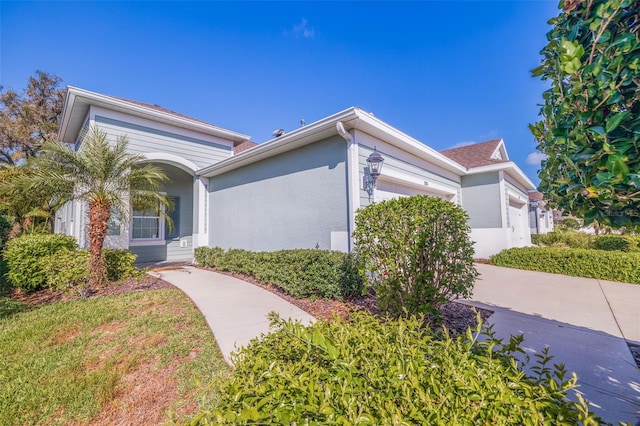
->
[508,200,527,247]
[374,180,445,203]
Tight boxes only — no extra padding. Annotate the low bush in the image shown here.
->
[592,235,638,252]
[531,230,593,249]
[4,234,78,291]
[354,195,477,316]
[189,313,601,424]
[194,246,224,269]
[40,249,89,290]
[194,247,363,300]
[6,237,140,292]
[103,249,139,281]
[490,247,640,284]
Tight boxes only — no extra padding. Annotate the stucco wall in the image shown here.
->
[208,136,349,251]
[461,173,502,228]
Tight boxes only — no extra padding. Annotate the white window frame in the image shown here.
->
[129,200,165,246]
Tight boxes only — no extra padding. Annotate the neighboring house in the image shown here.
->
[528,191,554,235]
[55,86,535,261]
[440,140,534,257]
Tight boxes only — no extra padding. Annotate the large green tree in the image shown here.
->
[0,71,66,165]
[530,0,639,227]
[23,127,170,286]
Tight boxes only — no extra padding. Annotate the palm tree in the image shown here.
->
[0,164,63,236]
[25,126,170,286]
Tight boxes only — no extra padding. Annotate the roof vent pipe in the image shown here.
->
[336,121,352,143]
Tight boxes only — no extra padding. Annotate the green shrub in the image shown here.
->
[531,230,593,249]
[189,313,601,425]
[194,247,363,300]
[557,217,581,230]
[194,246,224,269]
[40,249,89,290]
[35,248,138,291]
[103,249,139,281]
[0,215,11,252]
[353,195,477,316]
[490,247,640,284]
[592,235,638,252]
[4,234,78,291]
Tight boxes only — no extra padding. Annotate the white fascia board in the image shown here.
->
[353,111,467,175]
[466,162,535,190]
[198,106,470,179]
[61,86,250,143]
[198,107,360,177]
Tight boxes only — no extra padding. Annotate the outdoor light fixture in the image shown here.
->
[364,147,385,193]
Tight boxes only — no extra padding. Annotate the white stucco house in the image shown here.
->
[55,86,535,261]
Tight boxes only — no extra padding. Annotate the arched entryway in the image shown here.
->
[128,162,196,263]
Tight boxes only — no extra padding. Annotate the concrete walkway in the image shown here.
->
[465,264,640,425]
[149,266,314,365]
[152,263,639,423]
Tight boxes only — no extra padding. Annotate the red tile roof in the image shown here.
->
[234,140,259,155]
[440,139,508,169]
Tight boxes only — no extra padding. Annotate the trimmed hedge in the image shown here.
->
[490,247,640,284]
[4,234,78,291]
[189,313,601,424]
[194,247,363,300]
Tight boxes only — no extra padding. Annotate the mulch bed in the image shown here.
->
[8,275,175,306]
[207,268,493,337]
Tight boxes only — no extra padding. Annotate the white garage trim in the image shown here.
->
[377,168,458,200]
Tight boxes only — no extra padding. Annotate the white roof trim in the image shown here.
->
[490,139,508,161]
[466,161,535,190]
[198,107,467,178]
[59,86,250,143]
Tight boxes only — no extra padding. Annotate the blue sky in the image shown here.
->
[1,1,559,184]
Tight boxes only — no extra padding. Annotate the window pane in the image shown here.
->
[132,217,160,239]
[133,207,158,216]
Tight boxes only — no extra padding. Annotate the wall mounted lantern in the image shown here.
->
[364,147,385,193]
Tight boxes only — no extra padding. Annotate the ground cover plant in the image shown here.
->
[189,313,602,425]
[0,287,230,425]
[354,195,477,316]
[194,247,363,300]
[490,246,640,284]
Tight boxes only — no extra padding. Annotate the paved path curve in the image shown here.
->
[152,263,639,423]
[465,263,640,425]
[150,266,314,365]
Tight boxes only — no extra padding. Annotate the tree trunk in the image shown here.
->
[87,199,110,287]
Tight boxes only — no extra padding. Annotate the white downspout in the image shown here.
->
[337,121,358,251]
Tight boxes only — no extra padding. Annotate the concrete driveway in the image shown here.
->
[464,264,640,425]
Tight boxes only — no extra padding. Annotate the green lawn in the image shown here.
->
[0,287,231,425]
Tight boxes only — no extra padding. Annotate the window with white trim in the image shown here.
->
[132,205,164,240]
